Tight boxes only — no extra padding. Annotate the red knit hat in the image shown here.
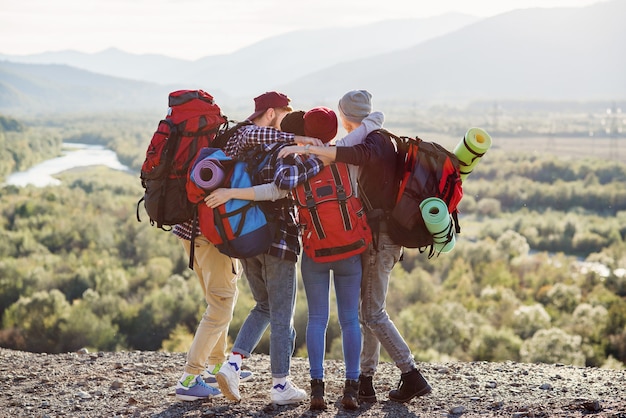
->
[303,106,338,143]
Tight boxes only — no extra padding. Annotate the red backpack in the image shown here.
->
[185,147,276,262]
[293,162,372,263]
[375,130,463,256]
[137,90,227,229]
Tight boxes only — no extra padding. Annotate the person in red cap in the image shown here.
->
[172,91,302,402]
[222,91,320,158]
[210,93,326,406]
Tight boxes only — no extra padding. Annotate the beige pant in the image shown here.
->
[180,235,242,375]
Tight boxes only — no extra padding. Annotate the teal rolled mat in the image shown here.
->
[419,197,455,253]
[453,127,492,182]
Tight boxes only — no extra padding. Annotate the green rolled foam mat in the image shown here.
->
[453,127,492,182]
[419,197,455,253]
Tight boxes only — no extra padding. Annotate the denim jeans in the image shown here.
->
[301,253,362,381]
[232,253,297,378]
[360,232,416,376]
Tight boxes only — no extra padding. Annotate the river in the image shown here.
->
[4,143,130,187]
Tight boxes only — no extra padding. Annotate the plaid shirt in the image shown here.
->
[172,221,198,241]
[225,127,324,262]
[224,125,295,160]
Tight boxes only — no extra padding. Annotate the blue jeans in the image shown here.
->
[232,253,297,378]
[360,232,416,376]
[302,253,362,381]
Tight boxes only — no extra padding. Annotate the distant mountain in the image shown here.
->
[0,61,173,116]
[0,2,623,116]
[0,13,478,95]
[178,13,479,96]
[280,0,626,103]
[0,48,187,86]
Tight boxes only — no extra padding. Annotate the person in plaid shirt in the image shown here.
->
[173,91,321,402]
[197,91,324,405]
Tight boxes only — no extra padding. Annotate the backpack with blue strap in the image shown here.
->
[186,146,276,264]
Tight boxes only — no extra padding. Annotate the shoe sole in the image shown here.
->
[272,398,306,405]
[272,393,307,405]
[216,373,241,402]
[310,397,327,410]
[388,384,432,403]
[176,394,205,401]
[175,392,222,402]
[359,394,377,403]
[341,399,359,410]
[204,371,253,387]
[240,371,253,382]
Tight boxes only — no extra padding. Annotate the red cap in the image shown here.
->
[247,91,292,121]
[304,106,338,143]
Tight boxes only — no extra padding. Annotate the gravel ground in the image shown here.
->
[1,348,626,417]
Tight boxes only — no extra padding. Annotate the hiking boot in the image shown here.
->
[341,379,360,410]
[175,375,222,401]
[310,379,326,410]
[358,374,377,403]
[388,368,432,403]
[203,363,253,387]
[271,380,307,405]
[216,361,241,402]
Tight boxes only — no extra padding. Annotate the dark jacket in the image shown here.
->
[334,130,397,223]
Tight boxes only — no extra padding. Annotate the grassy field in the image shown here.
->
[383,130,624,162]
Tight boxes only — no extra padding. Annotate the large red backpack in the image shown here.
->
[379,129,463,256]
[293,162,372,263]
[137,90,227,229]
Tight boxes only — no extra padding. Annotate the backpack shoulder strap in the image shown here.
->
[329,163,352,231]
[212,120,253,149]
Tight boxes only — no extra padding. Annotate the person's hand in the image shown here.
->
[278,145,305,159]
[204,188,233,208]
[295,136,323,146]
[317,155,333,166]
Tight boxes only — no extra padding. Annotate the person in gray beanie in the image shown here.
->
[277,91,432,405]
[338,90,373,124]
[335,90,384,194]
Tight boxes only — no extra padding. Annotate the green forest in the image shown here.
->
[1,111,625,371]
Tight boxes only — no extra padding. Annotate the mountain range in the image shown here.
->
[0,1,624,117]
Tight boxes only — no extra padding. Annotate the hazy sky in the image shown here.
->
[1,0,603,60]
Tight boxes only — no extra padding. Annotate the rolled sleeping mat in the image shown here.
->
[453,127,492,182]
[191,158,226,192]
[419,197,456,253]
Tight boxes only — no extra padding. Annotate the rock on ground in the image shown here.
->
[1,348,625,417]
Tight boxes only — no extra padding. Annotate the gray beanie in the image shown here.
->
[338,90,372,123]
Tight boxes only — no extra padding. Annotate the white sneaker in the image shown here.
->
[216,361,241,402]
[271,380,307,405]
[202,363,253,387]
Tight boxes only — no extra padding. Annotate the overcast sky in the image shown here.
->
[0,0,604,60]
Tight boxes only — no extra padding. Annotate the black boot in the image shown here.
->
[358,374,376,403]
[341,379,359,410]
[388,369,432,403]
[310,379,326,410]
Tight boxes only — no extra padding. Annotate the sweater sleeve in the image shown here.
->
[252,183,290,201]
[336,111,385,147]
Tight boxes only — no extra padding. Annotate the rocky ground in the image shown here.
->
[1,347,626,417]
